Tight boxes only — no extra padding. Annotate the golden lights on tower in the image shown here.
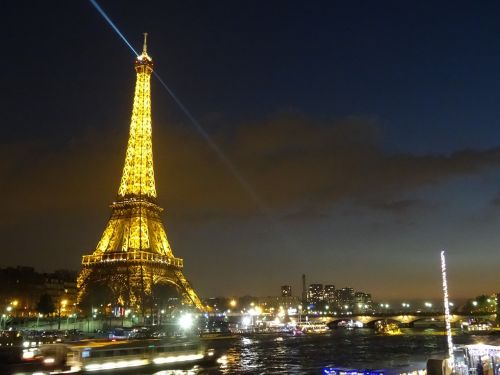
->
[118,32,156,199]
[78,34,204,311]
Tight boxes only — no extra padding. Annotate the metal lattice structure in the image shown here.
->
[78,34,204,312]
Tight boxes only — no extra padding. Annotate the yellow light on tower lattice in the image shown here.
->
[77,34,206,312]
[118,33,156,199]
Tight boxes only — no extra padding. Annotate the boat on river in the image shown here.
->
[374,321,401,335]
[460,320,493,333]
[28,338,220,373]
[295,321,329,334]
[455,343,500,375]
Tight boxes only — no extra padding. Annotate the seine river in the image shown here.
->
[145,328,498,374]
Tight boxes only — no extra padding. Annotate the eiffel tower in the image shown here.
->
[77,34,204,312]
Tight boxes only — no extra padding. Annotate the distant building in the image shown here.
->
[0,267,77,317]
[0,266,43,316]
[43,270,78,315]
[324,285,335,303]
[281,285,292,297]
[354,292,372,312]
[204,297,229,312]
[308,284,324,303]
[335,287,354,309]
[254,295,300,310]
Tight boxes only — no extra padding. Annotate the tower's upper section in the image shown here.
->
[135,32,153,70]
[118,33,157,199]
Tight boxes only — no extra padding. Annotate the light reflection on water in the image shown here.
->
[149,329,495,374]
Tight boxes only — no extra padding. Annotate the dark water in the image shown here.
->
[144,329,498,374]
[215,329,450,374]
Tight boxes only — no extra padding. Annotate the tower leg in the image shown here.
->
[173,270,205,311]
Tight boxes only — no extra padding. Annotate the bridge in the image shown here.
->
[223,311,497,327]
[305,312,497,327]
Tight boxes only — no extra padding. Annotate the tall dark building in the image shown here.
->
[308,284,324,303]
[324,285,335,303]
[281,285,292,297]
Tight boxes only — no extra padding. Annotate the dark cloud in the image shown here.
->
[209,113,500,216]
[355,199,422,214]
[3,112,500,296]
[3,112,500,226]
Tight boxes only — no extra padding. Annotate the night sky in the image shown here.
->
[2,1,500,301]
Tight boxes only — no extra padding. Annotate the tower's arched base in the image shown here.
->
[77,259,205,312]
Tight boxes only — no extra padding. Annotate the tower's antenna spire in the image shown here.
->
[142,32,148,54]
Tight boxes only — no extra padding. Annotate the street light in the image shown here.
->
[179,313,194,330]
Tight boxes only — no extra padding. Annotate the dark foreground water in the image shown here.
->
[218,329,445,373]
[107,329,500,374]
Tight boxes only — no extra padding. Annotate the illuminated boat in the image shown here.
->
[460,320,493,333]
[374,321,401,335]
[35,338,220,373]
[453,343,500,375]
[295,321,329,334]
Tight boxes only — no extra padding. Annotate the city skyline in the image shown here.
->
[1,1,500,300]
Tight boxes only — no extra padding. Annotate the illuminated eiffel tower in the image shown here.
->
[77,34,204,312]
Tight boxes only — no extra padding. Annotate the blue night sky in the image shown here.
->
[1,1,499,301]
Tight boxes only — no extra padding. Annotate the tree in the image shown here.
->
[37,293,56,315]
[78,282,114,315]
